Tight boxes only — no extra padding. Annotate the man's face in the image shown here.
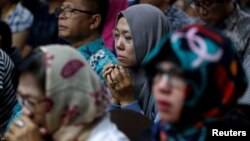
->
[193,0,232,26]
[58,0,95,43]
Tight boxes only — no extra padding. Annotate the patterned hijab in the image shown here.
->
[143,24,248,140]
[117,4,172,119]
[39,45,109,141]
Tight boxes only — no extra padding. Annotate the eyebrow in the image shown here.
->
[16,91,30,97]
[114,28,131,34]
[62,2,75,8]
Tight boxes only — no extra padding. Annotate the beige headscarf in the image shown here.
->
[39,45,109,141]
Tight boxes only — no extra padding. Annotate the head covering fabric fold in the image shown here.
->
[39,45,109,141]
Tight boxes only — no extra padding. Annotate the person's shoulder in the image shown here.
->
[0,49,13,69]
[240,15,250,28]
[234,8,250,28]
[98,44,118,62]
[101,46,115,56]
[88,117,129,141]
[0,49,9,60]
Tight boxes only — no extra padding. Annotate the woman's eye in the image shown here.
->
[64,7,73,13]
[125,36,132,41]
[114,33,119,38]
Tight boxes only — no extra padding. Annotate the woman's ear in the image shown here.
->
[90,14,102,30]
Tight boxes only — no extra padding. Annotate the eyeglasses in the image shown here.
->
[55,7,95,18]
[190,0,220,9]
[153,65,186,90]
[17,94,48,111]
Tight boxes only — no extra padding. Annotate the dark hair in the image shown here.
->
[0,21,12,51]
[169,0,177,5]
[83,0,109,32]
[18,50,46,93]
[10,0,20,3]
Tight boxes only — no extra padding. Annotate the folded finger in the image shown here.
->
[103,63,115,72]
[103,68,113,78]
[113,68,123,81]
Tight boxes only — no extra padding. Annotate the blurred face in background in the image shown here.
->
[192,0,233,26]
[114,17,137,68]
[17,72,49,131]
[152,62,187,123]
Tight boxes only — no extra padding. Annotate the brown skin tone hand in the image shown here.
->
[103,63,136,106]
[4,115,44,141]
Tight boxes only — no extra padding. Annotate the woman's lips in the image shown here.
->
[157,100,172,112]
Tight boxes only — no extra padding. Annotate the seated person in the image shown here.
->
[140,24,250,141]
[4,45,129,141]
[56,0,118,83]
[103,4,172,120]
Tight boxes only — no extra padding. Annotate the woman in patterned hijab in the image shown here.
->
[4,45,128,141]
[141,24,250,141]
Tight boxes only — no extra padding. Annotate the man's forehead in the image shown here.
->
[62,0,96,10]
[62,0,79,7]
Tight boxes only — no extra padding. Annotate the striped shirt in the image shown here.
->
[0,49,20,134]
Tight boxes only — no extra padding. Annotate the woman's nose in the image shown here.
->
[157,75,172,93]
[116,37,125,50]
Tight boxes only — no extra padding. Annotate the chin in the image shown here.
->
[159,113,177,124]
[119,63,128,68]
[58,33,69,41]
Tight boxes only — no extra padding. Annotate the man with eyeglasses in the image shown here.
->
[192,0,250,105]
[56,0,118,84]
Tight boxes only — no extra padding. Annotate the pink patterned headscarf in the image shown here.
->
[39,45,109,141]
